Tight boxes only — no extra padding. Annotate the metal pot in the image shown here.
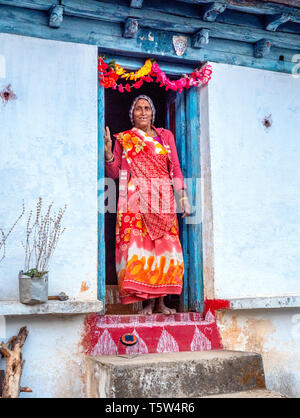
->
[19,271,48,305]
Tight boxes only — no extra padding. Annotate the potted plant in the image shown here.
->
[19,197,66,305]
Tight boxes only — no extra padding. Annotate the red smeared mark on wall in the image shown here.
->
[81,313,100,355]
[204,299,230,350]
[0,84,17,104]
[204,298,230,317]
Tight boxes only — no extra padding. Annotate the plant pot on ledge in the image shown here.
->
[19,270,48,305]
[19,197,67,305]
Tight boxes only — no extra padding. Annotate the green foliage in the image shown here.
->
[23,268,48,278]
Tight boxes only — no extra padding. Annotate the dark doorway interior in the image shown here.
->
[104,80,181,312]
[105,82,168,286]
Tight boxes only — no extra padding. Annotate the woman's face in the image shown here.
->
[133,99,153,130]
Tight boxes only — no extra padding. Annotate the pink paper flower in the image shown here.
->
[133,80,143,89]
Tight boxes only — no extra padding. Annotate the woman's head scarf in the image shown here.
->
[129,95,156,126]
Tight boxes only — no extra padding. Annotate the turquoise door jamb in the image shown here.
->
[167,88,205,313]
[185,87,204,312]
[174,92,189,312]
[97,82,105,313]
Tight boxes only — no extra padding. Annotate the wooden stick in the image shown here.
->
[0,326,31,398]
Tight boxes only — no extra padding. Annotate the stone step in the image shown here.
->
[82,311,222,356]
[86,350,266,398]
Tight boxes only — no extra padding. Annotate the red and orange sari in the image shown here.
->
[114,127,184,304]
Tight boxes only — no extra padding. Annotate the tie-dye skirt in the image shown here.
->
[116,176,184,304]
[113,127,184,304]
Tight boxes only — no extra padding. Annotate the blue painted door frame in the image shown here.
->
[97,83,105,314]
[97,55,204,313]
[185,88,204,312]
[166,89,204,312]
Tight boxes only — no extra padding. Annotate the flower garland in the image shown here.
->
[150,61,212,93]
[116,59,153,80]
[98,57,212,93]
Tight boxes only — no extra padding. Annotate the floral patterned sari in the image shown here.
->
[114,127,184,304]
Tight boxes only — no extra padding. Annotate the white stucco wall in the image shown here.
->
[0,33,98,397]
[0,33,299,398]
[206,62,300,398]
[0,33,98,300]
[217,308,300,398]
[207,62,300,299]
[2,316,87,398]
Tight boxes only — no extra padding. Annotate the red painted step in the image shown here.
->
[82,310,223,356]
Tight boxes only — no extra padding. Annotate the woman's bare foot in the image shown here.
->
[155,297,176,315]
[138,298,155,315]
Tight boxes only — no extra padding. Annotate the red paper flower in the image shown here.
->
[133,80,143,89]
[101,78,114,88]
[98,58,108,73]
[100,70,118,88]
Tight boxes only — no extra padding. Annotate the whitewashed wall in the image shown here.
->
[207,62,300,299]
[3,316,87,398]
[0,33,98,398]
[0,33,98,300]
[217,308,300,398]
[205,62,300,398]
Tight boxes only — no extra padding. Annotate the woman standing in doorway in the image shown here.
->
[105,95,191,314]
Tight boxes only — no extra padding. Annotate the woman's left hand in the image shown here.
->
[181,199,192,218]
[179,192,192,218]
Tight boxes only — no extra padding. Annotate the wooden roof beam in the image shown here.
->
[203,2,227,22]
[0,5,297,75]
[1,0,299,20]
[49,4,63,28]
[123,17,139,38]
[130,0,144,8]
[265,12,292,31]
[192,28,210,48]
[1,0,300,24]
[1,0,300,50]
[254,38,271,57]
[60,0,300,50]
[0,0,52,11]
[177,0,300,22]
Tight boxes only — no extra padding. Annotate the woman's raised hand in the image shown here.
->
[104,126,114,161]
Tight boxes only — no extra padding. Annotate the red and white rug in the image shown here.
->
[81,304,229,356]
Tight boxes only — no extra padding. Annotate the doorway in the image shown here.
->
[99,56,204,315]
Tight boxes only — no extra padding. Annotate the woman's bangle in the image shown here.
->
[179,196,188,202]
[105,154,114,163]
